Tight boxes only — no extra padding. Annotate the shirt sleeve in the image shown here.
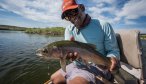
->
[64,26,72,40]
[103,22,120,60]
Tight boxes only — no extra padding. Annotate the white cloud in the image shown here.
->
[92,0,116,4]
[86,0,146,25]
[115,0,146,23]
[124,20,137,25]
[0,0,65,27]
[0,0,146,28]
[86,0,119,24]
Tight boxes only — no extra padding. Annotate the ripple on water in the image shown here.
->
[0,30,63,84]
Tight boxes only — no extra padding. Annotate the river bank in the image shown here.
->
[1,25,146,39]
[0,25,65,36]
[24,27,64,36]
[140,34,146,40]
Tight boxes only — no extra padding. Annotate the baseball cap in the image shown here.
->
[61,0,79,19]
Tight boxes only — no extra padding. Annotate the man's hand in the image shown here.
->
[109,57,118,71]
[66,52,78,61]
[66,52,118,72]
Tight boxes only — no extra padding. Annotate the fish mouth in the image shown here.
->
[36,53,43,57]
[36,49,43,57]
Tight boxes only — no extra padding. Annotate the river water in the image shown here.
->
[0,30,63,84]
[0,30,146,84]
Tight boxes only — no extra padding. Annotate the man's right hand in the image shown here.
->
[66,52,78,61]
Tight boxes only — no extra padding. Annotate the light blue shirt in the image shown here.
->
[64,19,120,60]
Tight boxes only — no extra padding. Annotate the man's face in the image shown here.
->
[64,8,85,28]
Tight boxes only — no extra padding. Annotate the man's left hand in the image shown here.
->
[109,57,118,71]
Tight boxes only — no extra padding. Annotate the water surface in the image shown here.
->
[0,30,146,84]
[0,30,63,84]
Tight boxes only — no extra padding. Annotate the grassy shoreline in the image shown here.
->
[140,35,146,40]
[25,27,65,36]
[0,25,146,39]
[0,25,65,36]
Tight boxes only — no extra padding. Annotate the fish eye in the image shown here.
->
[43,49,48,53]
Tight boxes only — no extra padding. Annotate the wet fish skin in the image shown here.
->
[36,40,111,70]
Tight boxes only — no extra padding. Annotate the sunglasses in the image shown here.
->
[64,8,78,20]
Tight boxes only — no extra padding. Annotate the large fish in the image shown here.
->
[36,40,111,70]
[36,40,126,84]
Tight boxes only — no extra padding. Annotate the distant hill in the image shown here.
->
[0,25,27,31]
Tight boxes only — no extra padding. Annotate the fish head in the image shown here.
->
[36,45,62,60]
[36,47,50,57]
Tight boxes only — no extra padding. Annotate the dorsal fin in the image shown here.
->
[73,41,97,49]
[86,43,96,49]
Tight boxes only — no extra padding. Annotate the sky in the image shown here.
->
[0,0,146,33]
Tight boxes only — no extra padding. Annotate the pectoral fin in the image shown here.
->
[60,58,66,72]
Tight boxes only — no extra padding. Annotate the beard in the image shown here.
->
[74,18,82,28]
[71,15,85,28]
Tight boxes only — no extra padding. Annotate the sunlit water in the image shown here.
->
[0,30,146,84]
[0,30,63,84]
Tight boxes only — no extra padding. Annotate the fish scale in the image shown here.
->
[37,40,111,69]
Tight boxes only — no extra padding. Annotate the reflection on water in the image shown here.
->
[0,30,63,84]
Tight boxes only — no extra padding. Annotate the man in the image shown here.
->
[51,0,120,84]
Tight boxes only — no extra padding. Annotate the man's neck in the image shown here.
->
[78,14,91,29]
[75,14,91,34]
